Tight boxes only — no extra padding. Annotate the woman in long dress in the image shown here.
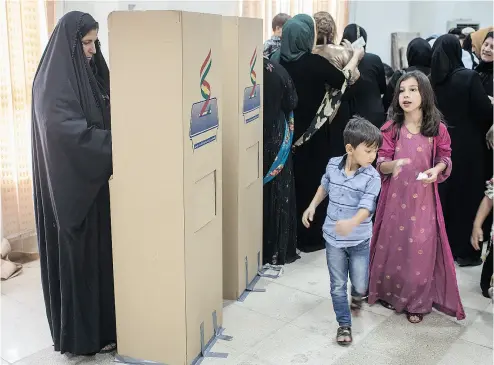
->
[262,57,299,265]
[32,11,115,355]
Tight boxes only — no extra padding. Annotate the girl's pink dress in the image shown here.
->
[368,121,465,319]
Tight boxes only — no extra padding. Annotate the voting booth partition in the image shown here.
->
[221,16,264,301]
[108,11,224,365]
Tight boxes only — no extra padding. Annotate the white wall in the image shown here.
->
[350,0,494,65]
[408,1,493,38]
[349,1,412,65]
[57,0,493,64]
[57,0,240,61]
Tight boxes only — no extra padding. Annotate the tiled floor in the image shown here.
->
[1,250,492,364]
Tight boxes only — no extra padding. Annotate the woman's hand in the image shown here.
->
[471,225,483,251]
[486,125,493,149]
[341,39,353,51]
[354,46,365,61]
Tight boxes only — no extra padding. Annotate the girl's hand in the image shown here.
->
[392,158,411,177]
[471,225,483,251]
[422,167,438,184]
[302,205,316,228]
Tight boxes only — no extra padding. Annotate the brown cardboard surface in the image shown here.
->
[181,11,223,363]
[221,16,263,300]
[108,10,223,365]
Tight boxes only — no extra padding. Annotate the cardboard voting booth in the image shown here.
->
[221,16,264,300]
[108,11,224,365]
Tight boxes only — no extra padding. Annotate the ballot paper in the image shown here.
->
[416,172,428,181]
[352,36,366,49]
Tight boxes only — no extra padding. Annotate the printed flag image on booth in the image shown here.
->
[190,49,219,150]
[243,47,261,124]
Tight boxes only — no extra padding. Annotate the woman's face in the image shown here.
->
[481,37,493,62]
[82,29,98,61]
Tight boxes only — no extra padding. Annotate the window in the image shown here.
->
[240,0,348,41]
[0,0,49,241]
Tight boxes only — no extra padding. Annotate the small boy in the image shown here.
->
[302,116,382,346]
[263,13,291,59]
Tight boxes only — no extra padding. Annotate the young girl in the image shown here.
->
[367,71,465,323]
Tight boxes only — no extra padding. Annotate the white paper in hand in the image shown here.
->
[416,172,428,181]
[352,37,366,49]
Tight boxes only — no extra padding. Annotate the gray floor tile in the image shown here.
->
[3,253,493,365]
[11,347,85,365]
[438,339,493,365]
[331,347,404,365]
[460,311,494,348]
[346,311,466,365]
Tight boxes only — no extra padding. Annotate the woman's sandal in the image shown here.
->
[406,313,424,324]
[379,299,395,310]
[336,326,352,346]
[350,297,363,316]
[100,343,117,354]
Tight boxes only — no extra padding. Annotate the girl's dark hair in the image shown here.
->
[386,70,443,139]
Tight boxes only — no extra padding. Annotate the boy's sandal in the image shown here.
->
[406,313,424,324]
[336,326,352,346]
[350,297,363,313]
[379,299,395,310]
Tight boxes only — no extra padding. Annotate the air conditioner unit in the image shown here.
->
[447,19,480,32]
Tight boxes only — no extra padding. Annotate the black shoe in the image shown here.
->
[456,257,483,267]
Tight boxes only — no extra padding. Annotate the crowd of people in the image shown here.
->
[262,13,493,345]
[29,9,492,356]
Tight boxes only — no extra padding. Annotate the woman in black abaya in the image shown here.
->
[431,35,493,267]
[263,58,299,265]
[383,38,432,112]
[342,24,387,128]
[278,14,362,253]
[475,31,493,96]
[32,11,115,355]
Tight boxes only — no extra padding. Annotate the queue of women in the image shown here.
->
[31,10,492,355]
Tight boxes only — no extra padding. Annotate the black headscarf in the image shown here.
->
[407,38,432,69]
[34,11,111,130]
[463,34,473,53]
[79,15,111,101]
[342,23,367,48]
[430,34,464,86]
[32,10,112,227]
[475,31,493,74]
